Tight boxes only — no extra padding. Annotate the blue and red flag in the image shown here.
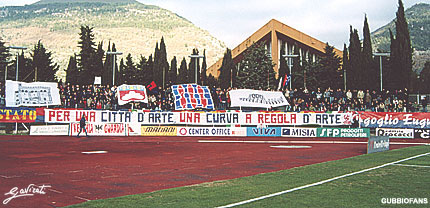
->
[171,84,214,110]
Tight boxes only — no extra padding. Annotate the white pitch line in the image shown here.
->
[0,175,21,179]
[391,164,430,168]
[68,170,84,173]
[48,188,63,194]
[75,196,91,201]
[216,152,430,208]
[198,140,430,145]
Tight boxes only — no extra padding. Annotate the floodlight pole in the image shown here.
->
[373,52,390,91]
[282,54,299,90]
[189,55,204,84]
[106,51,123,86]
[8,46,27,81]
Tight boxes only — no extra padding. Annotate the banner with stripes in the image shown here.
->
[171,84,214,110]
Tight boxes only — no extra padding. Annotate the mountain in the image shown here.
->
[371,3,430,72]
[372,3,430,52]
[0,0,226,79]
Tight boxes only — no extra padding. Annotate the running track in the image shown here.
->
[0,136,427,207]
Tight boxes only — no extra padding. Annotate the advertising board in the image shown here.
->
[376,128,414,138]
[247,127,281,137]
[317,128,370,138]
[281,127,317,137]
[367,136,390,154]
[141,126,177,136]
[30,125,69,136]
[69,123,127,136]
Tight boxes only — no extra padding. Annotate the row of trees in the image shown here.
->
[344,0,419,92]
[64,25,217,88]
[0,39,58,83]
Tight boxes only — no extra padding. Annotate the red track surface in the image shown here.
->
[0,135,426,207]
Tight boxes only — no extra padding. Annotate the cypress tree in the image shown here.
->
[146,54,153,85]
[348,26,362,90]
[390,0,413,91]
[30,40,59,82]
[136,55,147,84]
[123,53,136,84]
[362,15,377,90]
[16,52,32,82]
[159,37,169,89]
[169,56,178,85]
[218,48,234,89]
[66,55,78,84]
[118,58,125,85]
[103,42,112,86]
[206,74,218,88]
[0,39,9,80]
[342,44,349,90]
[177,57,188,84]
[420,61,430,93]
[77,25,97,85]
[111,43,120,86]
[94,42,105,78]
[201,50,207,86]
[152,42,161,86]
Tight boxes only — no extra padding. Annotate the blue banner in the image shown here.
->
[247,127,281,137]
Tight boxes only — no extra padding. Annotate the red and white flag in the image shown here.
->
[117,84,148,105]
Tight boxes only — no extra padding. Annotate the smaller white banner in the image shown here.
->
[117,84,148,105]
[177,127,246,137]
[6,80,61,107]
[70,123,127,136]
[376,128,414,138]
[30,125,69,136]
[94,76,102,85]
[229,89,289,108]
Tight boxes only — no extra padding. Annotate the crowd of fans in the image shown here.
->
[57,83,428,113]
[0,82,428,112]
[283,88,418,112]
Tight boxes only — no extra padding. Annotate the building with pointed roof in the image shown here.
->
[207,19,342,78]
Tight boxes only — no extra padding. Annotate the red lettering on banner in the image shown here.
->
[187,113,193,122]
[291,114,296,123]
[57,111,63,121]
[89,112,95,122]
[246,114,252,123]
[180,112,200,123]
[194,113,200,123]
[257,113,296,124]
[48,111,55,121]
[64,111,70,121]
[258,114,263,123]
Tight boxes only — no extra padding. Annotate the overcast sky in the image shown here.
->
[0,0,427,49]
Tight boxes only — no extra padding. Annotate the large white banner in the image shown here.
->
[117,84,148,105]
[6,80,61,107]
[229,89,289,108]
[45,109,352,126]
